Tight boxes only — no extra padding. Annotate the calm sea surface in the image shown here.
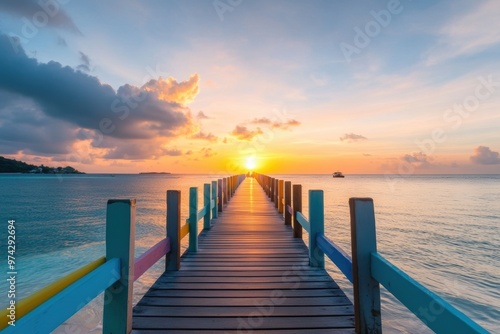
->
[0,174,498,333]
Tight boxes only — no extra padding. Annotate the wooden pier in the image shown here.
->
[132,177,355,332]
[2,174,488,334]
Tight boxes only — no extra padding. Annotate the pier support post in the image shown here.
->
[103,199,136,334]
[274,179,279,208]
[284,181,291,225]
[309,190,324,268]
[270,177,275,201]
[189,187,198,252]
[278,179,284,214]
[212,180,218,219]
[223,178,228,205]
[264,175,271,198]
[218,179,223,212]
[204,183,211,230]
[350,198,382,334]
[166,191,181,271]
[292,185,302,238]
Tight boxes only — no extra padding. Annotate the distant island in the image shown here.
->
[0,156,85,174]
[139,172,171,174]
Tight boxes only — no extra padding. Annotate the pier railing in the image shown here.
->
[0,175,245,334]
[253,173,487,334]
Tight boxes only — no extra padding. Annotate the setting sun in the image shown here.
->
[244,156,257,171]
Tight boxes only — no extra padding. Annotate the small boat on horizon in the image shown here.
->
[333,171,345,178]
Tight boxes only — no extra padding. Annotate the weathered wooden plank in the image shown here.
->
[145,288,345,298]
[137,296,352,307]
[132,329,355,334]
[161,269,327,277]
[148,281,339,290]
[133,315,355,330]
[134,305,354,317]
[154,275,334,283]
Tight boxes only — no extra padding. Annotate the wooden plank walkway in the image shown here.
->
[132,177,355,333]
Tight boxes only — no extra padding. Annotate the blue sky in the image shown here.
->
[0,0,499,173]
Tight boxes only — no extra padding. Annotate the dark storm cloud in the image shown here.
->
[0,33,195,141]
[0,91,76,155]
[0,0,82,35]
[0,33,199,160]
[76,51,91,72]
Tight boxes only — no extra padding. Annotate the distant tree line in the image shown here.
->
[0,156,84,174]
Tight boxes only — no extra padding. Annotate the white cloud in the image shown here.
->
[470,146,500,165]
[425,0,500,65]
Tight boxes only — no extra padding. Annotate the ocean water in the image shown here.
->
[0,174,498,333]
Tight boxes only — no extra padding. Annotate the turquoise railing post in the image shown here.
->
[309,190,325,268]
[284,181,291,225]
[278,179,284,213]
[292,184,303,238]
[349,198,382,333]
[103,199,136,334]
[218,179,223,212]
[189,187,198,252]
[211,180,218,218]
[204,183,211,230]
[166,190,181,271]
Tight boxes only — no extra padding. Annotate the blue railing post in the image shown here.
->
[189,187,198,252]
[204,183,211,230]
[103,199,136,334]
[166,190,181,271]
[284,181,291,225]
[349,198,382,333]
[309,190,324,268]
[212,180,218,219]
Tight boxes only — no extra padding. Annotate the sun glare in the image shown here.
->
[245,156,257,170]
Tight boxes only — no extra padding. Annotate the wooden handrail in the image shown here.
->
[295,212,310,232]
[134,238,171,281]
[371,252,488,334]
[0,256,107,330]
[1,258,120,334]
[317,234,353,283]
